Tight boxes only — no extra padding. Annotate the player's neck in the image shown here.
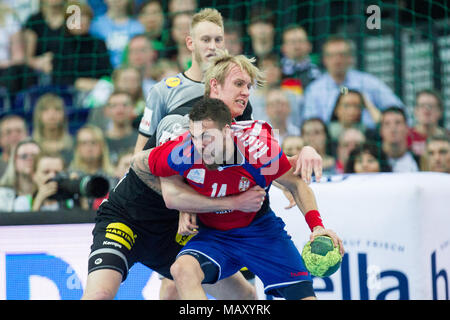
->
[184,62,204,82]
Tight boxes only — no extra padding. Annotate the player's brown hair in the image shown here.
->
[189,97,232,129]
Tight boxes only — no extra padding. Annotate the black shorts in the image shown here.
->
[87,207,183,281]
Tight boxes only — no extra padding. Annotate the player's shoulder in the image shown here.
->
[151,72,182,92]
[232,120,274,136]
[153,72,202,91]
[233,120,280,165]
[156,114,190,146]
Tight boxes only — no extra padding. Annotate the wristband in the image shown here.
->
[305,210,324,232]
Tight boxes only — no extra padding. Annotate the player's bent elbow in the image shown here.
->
[161,191,178,210]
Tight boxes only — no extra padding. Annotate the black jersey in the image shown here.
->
[100,168,179,224]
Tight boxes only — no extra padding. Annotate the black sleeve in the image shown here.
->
[143,134,157,150]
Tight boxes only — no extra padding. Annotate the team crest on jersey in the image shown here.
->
[186,168,205,184]
[239,176,250,192]
[165,76,181,88]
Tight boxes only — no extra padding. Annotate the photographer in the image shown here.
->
[32,152,110,211]
[32,152,71,211]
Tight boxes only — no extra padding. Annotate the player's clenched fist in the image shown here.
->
[232,185,266,212]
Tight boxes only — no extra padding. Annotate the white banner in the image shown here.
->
[0,172,449,300]
[260,172,450,300]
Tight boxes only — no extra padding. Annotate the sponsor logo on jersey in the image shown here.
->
[165,76,181,88]
[186,168,206,184]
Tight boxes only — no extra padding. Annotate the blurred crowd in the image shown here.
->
[0,0,449,213]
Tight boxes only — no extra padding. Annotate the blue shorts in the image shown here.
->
[177,210,312,297]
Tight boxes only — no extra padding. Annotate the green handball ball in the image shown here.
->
[302,236,342,277]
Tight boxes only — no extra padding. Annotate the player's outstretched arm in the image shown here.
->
[275,167,319,215]
[159,175,266,213]
[134,134,149,155]
[275,168,344,255]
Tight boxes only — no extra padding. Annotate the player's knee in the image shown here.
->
[170,256,204,284]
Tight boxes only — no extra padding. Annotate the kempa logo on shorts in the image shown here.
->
[105,223,136,250]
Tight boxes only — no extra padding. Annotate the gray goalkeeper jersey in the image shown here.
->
[139,72,204,138]
[139,72,253,149]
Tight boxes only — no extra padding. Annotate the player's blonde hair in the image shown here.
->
[190,8,224,36]
[204,49,265,97]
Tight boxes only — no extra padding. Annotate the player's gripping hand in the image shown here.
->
[232,185,266,212]
[310,226,345,257]
[178,212,199,236]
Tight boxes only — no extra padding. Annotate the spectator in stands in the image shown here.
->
[32,93,74,166]
[329,89,381,143]
[137,0,170,55]
[345,142,392,174]
[0,138,40,212]
[31,152,74,211]
[246,8,276,63]
[281,135,304,158]
[113,66,146,125]
[280,24,321,91]
[126,34,158,99]
[70,125,114,177]
[52,1,113,91]
[168,0,197,16]
[0,2,23,67]
[87,65,145,130]
[70,125,114,209]
[169,12,194,71]
[224,21,244,55]
[23,0,67,75]
[250,54,303,127]
[0,2,39,95]
[0,114,28,176]
[151,58,181,81]
[380,107,419,172]
[408,89,449,157]
[301,118,336,174]
[303,36,404,129]
[104,91,138,165]
[423,135,450,173]
[265,88,300,144]
[90,0,145,68]
[334,127,366,174]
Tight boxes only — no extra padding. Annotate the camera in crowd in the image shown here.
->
[48,172,110,201]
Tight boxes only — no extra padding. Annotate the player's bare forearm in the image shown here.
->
[134,134,149,155]
[275,168,318,215]
[130,149,163,196]
[160,175,235,213]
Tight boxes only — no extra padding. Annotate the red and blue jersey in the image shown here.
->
[148,120,292,230]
